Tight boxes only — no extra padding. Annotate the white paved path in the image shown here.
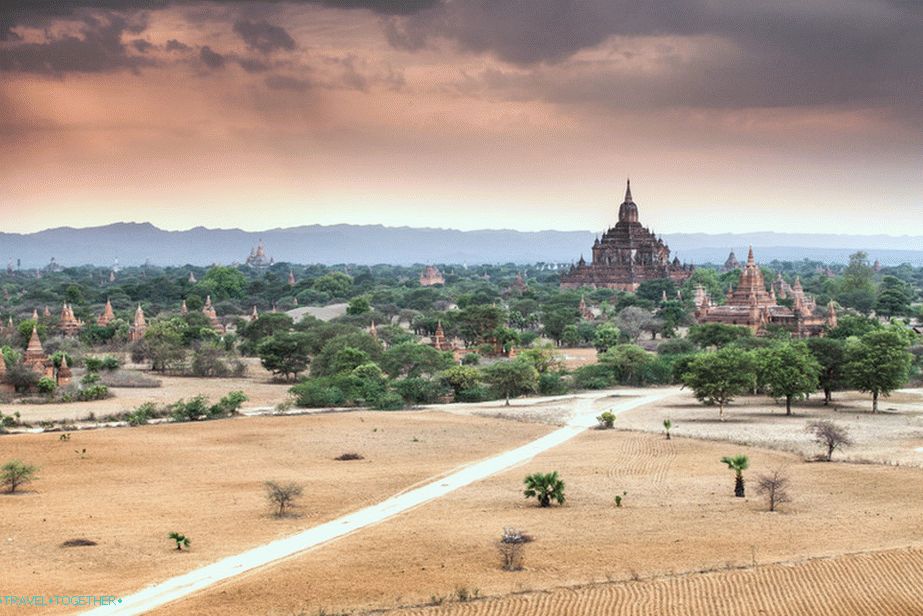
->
[85,389,676,615]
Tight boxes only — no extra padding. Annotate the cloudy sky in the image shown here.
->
[1,1,920,235]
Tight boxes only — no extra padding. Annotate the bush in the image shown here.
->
[538,372,570,395]
[78,384,110,401]
[572,363,617,389]
[461,352,481,366]
[290,378,347,408]
[170,395,210,422]
[37,376,57,395]
[596,411,616,429]
[372,391,405,410]
[265,481,303,517]
[127,402,159,426]
[497,527,532,571]
[334,452,364,461]
[2,460,38,494]
[209,390,248,416]
[456,385,492,403]
[394,377,446,406]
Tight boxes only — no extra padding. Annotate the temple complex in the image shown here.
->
[97,299,115,326]
[59,304,84,336]
[419,265,445,286]
[430,321,453,352]
[23,327,53,377]
[561,180,693,291]
[246,240,273,268]
[129,305,147,342]
[722,251,740,272]
[202,295,223,331]
[695,247,833,337]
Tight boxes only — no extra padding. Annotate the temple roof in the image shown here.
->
[617,178,639,224]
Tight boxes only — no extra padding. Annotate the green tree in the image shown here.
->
[757,342,821,415]
[518,344,563,374]
[720,454,749,497]
[523,471,565,507]
[313,272,353,298]
[439,365,481,396]
[593,323,621,353]
[845,327,913,412]
[483,359,539,405]
[598,344,654,385]
[168,531,190,551]
[346,295,372,315]
[311,332,383,377]
[199,266,248,301]
[1,460,37,494]
[687,323,752,349]
[380,342,453,378]
[682,347,756,419]
[241,313,294,346]
[257,332,311,380]
[139,317,188,372]
[876,276,913,317]
[806,337,848,404]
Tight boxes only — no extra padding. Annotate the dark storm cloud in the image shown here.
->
[165,38,190,52]
[232,19,296,53]
[387,0,923,113]
[199,45,226,69]
[0,12,154,74]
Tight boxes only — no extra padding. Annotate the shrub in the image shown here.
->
[497,527,531,571]
[265,481,303,517]
[663,419,673,440]
[572,363,617,389]
[209,390,248,416]
[596,411,616,429]
[78,384,110,401]
[84,356,104,372]
[461,352,481,366]
[2,460,38,494]
[614,491,627,507]
[456,385,492,403]
[170,395,210,422]
[168,531,190,551]
[538,372,570,395]
[755,468,791,512]
[373,391,405,410]
[394,377,446,406]
[37,376,57,395]
[523,471,565,507]
[290,378,347,408]
[127,402,159,426]
[334,453,364,461]
[100,355,121,371]
[60,538,98,548]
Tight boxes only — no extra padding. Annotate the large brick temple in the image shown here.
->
[560,180,693,291]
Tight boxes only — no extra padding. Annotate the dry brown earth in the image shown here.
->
[156,427,923,616]
[0,411,551,613]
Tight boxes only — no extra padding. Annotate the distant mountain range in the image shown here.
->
[0,223,920,267]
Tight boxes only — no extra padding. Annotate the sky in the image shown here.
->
[1,1,921,236]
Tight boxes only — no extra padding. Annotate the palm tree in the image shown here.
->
[168,532,190,551]
[721,455,749,497]
[663,419,673,440]
[523,471,565,507]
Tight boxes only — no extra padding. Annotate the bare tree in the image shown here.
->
[755,468,791,512]
[265,481,303,518]
[806,420,853,461]
[497,527,532,571]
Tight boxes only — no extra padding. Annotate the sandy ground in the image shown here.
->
[286,303,348,323]
[156,426,923,616]
[389,547,923,615]
[556,347,598,370]
[617,389,923,467]
[7,361,293,423]
[0,410,551,614]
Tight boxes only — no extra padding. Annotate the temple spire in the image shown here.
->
[624,178,632,202]
[747,245,755,265]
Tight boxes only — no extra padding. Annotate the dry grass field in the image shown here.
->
[617,389,923,467]
[0,410,551,613]
[390,547,923,616]
[156,426,923,616]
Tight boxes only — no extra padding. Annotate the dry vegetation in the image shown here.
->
[0,410,551,610]
[154,426,923,616]
[616,389,923,466]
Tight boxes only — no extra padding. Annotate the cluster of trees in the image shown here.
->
[681,320,916,415]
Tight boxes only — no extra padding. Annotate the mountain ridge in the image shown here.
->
[1,223,920,267]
